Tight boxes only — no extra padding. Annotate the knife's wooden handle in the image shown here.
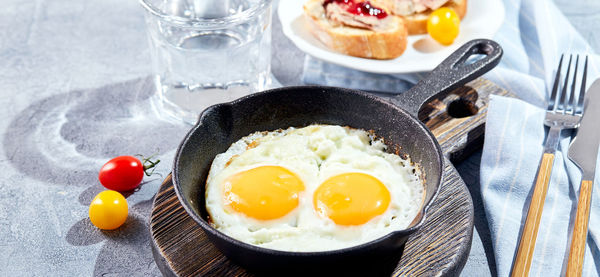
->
[566,179,594,277]
[511,153,555,277]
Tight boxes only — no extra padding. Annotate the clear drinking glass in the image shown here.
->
[140,0,272,124]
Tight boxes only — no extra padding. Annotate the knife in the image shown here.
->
[566,78,600,277]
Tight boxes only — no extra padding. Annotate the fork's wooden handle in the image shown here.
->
[511,153,555,277]
[566,179,594,277]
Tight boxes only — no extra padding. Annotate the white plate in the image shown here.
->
[278,0,505,74]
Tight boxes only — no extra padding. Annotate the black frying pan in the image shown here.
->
[172,39,502,275]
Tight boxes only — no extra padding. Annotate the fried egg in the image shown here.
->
[205,124,423,252]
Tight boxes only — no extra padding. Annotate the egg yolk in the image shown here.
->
[222,166,305,220]
[313,173,390,226]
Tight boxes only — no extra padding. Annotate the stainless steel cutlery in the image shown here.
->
[512,54,588,277]
[566,78,600,276]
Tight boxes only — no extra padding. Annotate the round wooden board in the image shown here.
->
[150,78,511,276]
[151,160,472,276]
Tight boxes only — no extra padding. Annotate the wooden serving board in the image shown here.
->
[150,78,511,276]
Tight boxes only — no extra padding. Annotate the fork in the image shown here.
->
[511,54,588,277]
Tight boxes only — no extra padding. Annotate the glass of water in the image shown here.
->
[140,0,272,124]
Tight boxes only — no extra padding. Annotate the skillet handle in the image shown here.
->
[394,39,503,117]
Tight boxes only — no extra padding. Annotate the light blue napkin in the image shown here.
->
[483,95,600,276]
[301,0,600,275]
[480,0,600,275]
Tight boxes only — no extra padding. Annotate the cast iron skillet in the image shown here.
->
[173,39,502,274]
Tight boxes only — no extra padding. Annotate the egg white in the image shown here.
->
[205,125,423,252]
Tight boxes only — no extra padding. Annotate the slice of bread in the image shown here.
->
[303,0,408,60]
[374,0,467,35]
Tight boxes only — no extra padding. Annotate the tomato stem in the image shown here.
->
[138,154,160,177]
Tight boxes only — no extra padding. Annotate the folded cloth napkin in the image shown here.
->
[301,0,600,275]
[483,95,600,276]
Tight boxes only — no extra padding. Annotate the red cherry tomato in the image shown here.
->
[99,156,144,191]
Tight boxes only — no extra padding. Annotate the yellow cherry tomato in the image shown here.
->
[89,190,128,230]
[427,7,460,45]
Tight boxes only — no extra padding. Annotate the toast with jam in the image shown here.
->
[303,0,408,59]
[373,0,467,34]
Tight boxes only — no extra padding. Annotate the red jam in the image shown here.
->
[323,0,388,19]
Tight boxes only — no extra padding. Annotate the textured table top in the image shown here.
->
[0,0,598,276]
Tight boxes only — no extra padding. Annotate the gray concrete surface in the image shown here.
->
[0,0,597,276]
